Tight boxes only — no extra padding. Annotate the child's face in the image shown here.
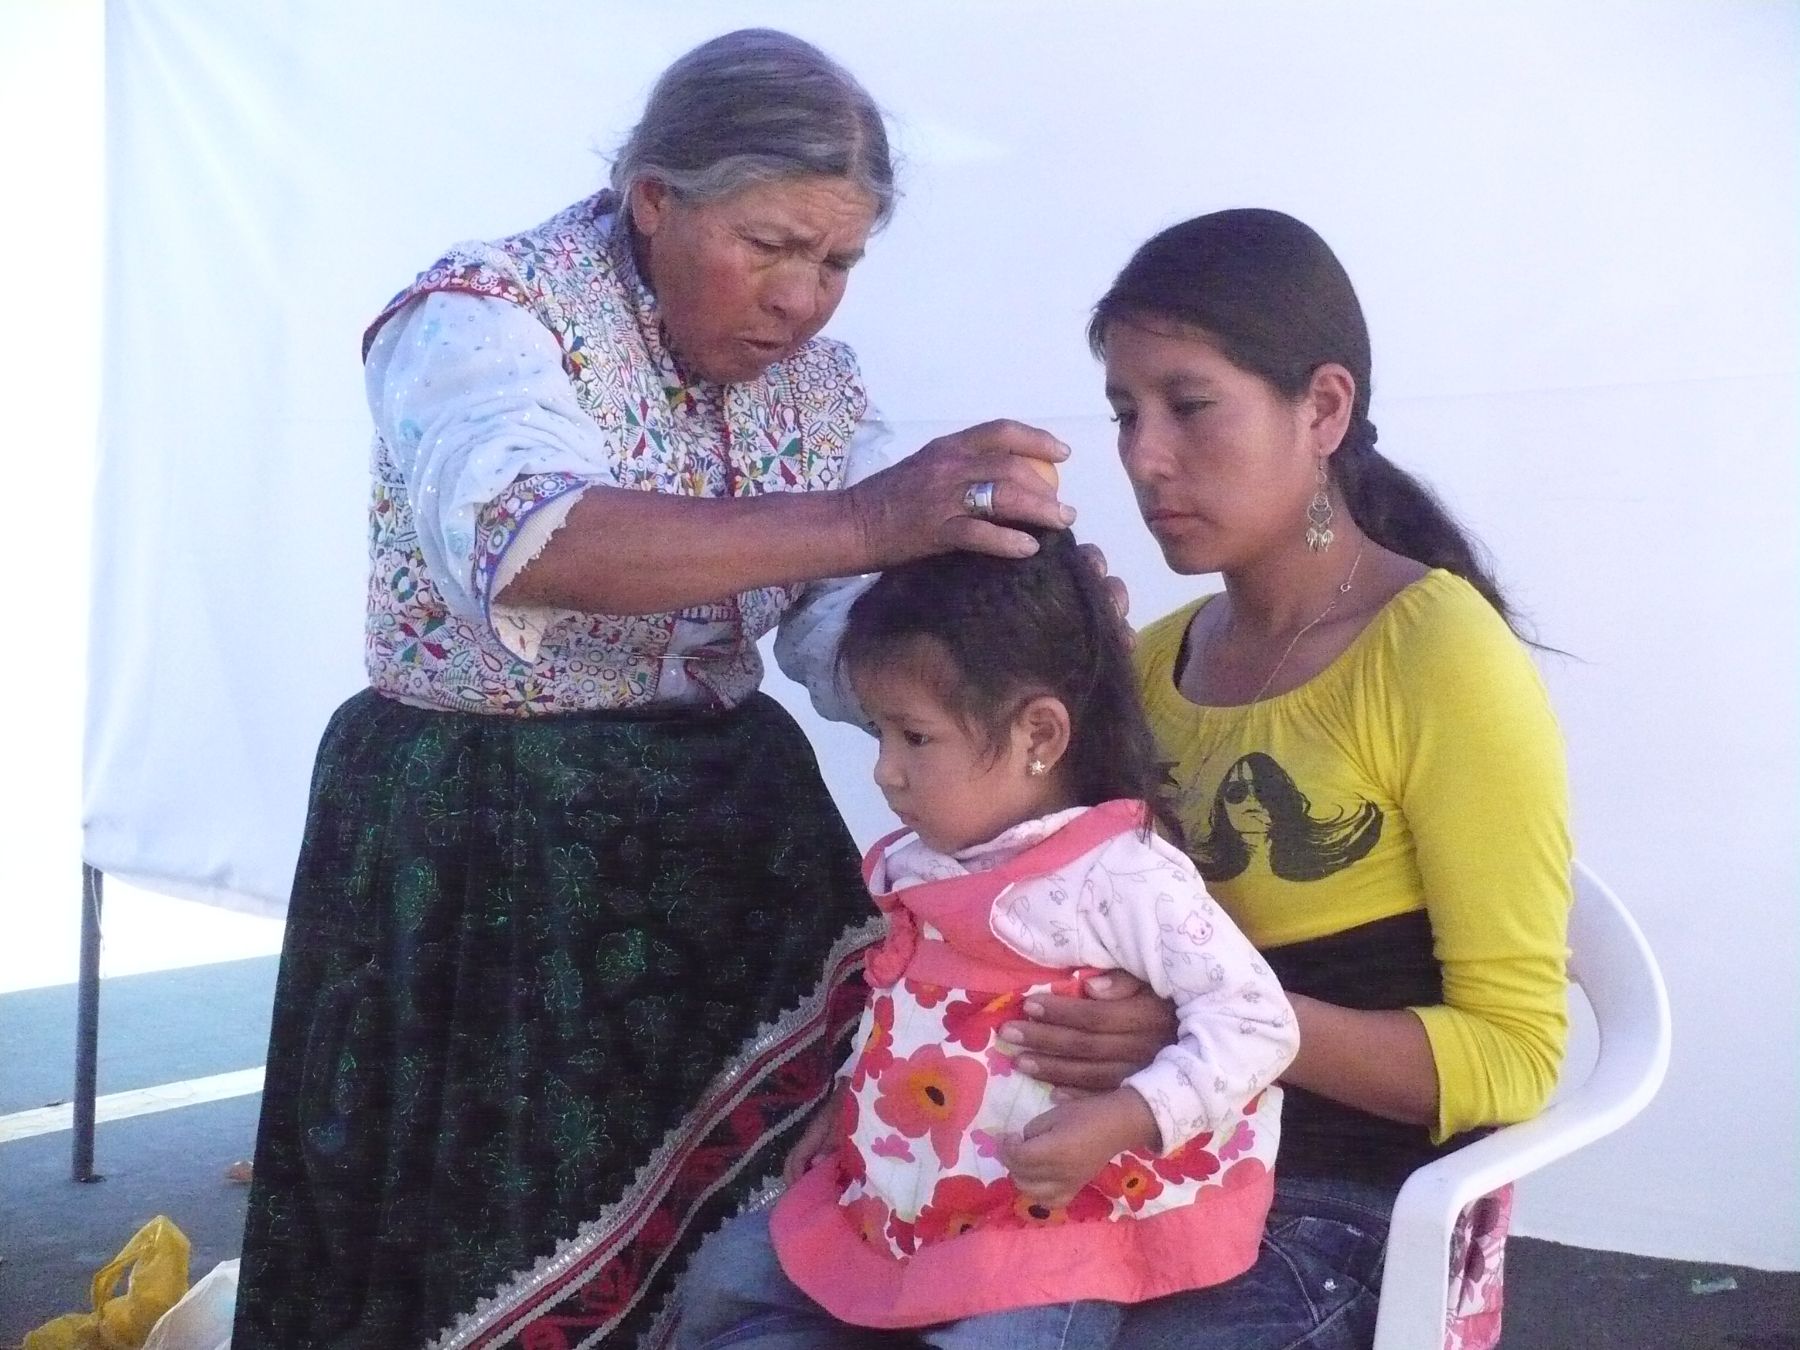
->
[852,658,1060,855]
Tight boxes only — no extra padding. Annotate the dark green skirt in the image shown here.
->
[234,689,874,1349]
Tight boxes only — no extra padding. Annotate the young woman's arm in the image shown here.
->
[1283,998,1439,1125]
[1018,594,1571,1136]
[1375,592,1573,1139]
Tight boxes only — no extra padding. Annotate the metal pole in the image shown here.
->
[72,863,104,1183]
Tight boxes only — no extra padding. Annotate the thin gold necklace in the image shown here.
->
[1210,541,1367,704]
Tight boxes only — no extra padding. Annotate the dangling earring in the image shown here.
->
[1027,758,1048,778]
[1305,459,1335,553]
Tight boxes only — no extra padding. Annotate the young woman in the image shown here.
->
[1020,208,1572,1350]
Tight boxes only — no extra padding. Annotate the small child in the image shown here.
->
[678,531,1298,1350]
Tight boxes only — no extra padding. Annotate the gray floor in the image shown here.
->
[2,960,1795,1348]
[1,959,275,1345]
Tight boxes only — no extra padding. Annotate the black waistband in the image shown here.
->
[1266,911,1488,1187]
[369,686,772,726]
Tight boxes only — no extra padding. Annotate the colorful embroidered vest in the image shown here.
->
[361,191,867,714]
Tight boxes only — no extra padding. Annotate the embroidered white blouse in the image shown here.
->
[364,291,890,722]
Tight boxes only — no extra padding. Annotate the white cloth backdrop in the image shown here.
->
[84,0,1797,1268]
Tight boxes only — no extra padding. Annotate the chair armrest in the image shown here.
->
[1372,1014,1670,1349]
[1371,863,1671,1349]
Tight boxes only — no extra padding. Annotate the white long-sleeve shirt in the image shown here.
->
[364,290,890,722]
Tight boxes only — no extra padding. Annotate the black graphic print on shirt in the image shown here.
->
[1189,751,1384,883]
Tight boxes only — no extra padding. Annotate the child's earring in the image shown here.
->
[1027,758,1048,778]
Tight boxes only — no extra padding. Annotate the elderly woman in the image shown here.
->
[233,30,1076,1349]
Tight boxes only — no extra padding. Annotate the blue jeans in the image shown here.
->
[1113,1175,1395,1350]
[676,1207,1124,1350]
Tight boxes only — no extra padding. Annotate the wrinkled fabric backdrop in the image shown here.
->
[83,0,1797,1271]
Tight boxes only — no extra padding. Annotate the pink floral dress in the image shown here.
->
[772,800,1299,1328]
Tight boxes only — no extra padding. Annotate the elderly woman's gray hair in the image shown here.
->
[612,28,896,228]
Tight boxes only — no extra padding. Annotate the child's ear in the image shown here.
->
[1016,696,1072,774]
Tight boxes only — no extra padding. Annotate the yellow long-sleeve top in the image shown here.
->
[1136,570,1571,1186]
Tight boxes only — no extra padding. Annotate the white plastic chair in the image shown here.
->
[1371,861,1672,1350]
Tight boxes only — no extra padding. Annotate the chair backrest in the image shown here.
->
[1564,860,1673,1136]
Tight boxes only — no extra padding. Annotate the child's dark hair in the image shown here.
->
[840,529,1182,845]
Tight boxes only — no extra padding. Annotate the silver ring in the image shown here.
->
[963,480,997,518]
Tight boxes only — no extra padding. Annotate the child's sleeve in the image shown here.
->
[992,833,1299,1154]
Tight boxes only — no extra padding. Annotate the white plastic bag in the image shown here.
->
[141,1259,238,1350]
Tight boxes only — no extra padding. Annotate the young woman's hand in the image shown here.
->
[782,1083,846,1185]
[1001,972,1176,1094]
[1076,541,1133,637]
[997,1088,1160,1210]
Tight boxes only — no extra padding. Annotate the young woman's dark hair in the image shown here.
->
[1088,207,1522,635]
[840,528,1182,844]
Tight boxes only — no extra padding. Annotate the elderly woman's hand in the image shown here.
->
[848,420,1075,564]
[998,972,1176,1094]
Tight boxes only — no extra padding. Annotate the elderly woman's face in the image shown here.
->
[631,175,878,384]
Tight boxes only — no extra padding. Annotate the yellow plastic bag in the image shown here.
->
[24,1215,192,1350]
